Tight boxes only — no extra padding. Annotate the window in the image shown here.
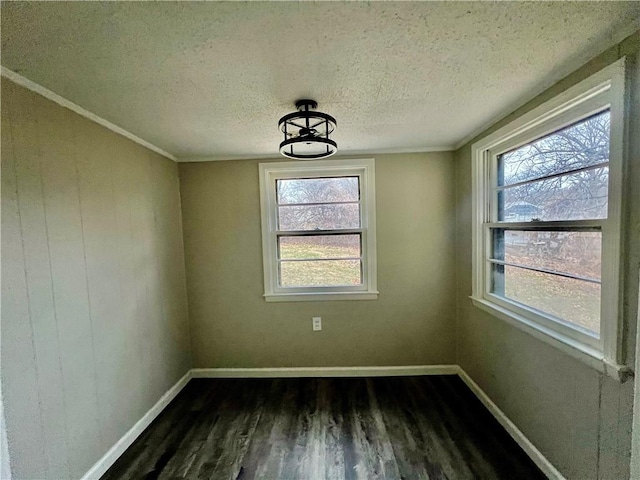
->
[471,60,627,376]
[259,158,377,301]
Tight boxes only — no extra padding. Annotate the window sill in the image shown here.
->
[469,296,632,382]
[264,291,379,302]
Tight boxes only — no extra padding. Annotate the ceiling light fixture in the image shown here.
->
[278,99,337,159]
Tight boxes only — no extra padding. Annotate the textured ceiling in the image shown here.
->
[2,2,639,161]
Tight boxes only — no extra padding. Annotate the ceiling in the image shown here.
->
[2,2,639,161]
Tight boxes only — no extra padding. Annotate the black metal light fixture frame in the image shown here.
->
[278,99,337,159]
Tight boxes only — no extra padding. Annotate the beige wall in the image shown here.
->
[179,153,457,368]
[1,78,191,479]
[454,33,640,479]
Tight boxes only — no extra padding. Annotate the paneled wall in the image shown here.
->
[454,33,639,479]
[179,153,457,369]
[1,78,191,479]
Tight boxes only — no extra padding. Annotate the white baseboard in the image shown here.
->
[190,364,459,378]
[456,367,565,480]
[81,365,562,480]
[81,371,192,480]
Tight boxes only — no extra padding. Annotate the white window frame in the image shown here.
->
[471,59,629,379]
[259,158,378,302]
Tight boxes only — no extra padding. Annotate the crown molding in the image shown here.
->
[1,66,453,164]
[178,145,455,163]
[1,67,177,162]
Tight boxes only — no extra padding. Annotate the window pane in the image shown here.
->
[277,177,360,204]
[280,260,362,287]
[278,204,360,230]
[279,235,361,260]
[491,263,600,335]
[498,167,608,221]
[499,110,610,186]
[491,230,601,281]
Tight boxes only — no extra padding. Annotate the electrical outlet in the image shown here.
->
[312,317,322,331]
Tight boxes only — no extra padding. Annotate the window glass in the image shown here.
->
[489,111,610,336]
[491,230,601,281]
[280,260,362,287]
[277,177,360,204]
[277,204,360,230]
[490,263,601,334]
[278,235,361,260]
[499,110,610,186]
[498,167,609,221]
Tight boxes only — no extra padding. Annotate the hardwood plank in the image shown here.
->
[370,378,437,479]
[402,376,474,479]
[101,377,546,480]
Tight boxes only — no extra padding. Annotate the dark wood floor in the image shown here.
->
[101,376,545,480]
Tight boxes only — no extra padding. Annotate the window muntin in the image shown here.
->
[278,234,361,260]
[472,60,627,375]
[276,177,364,288]
[260,159,377,301]
[489,229,603,335]
[492,230,602,281]
[280,259,361,287]
[498,110,611,187]
[489,262,601,335]
[497,166,609,222]
[486,110,609,339]
[277,177,360,204]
